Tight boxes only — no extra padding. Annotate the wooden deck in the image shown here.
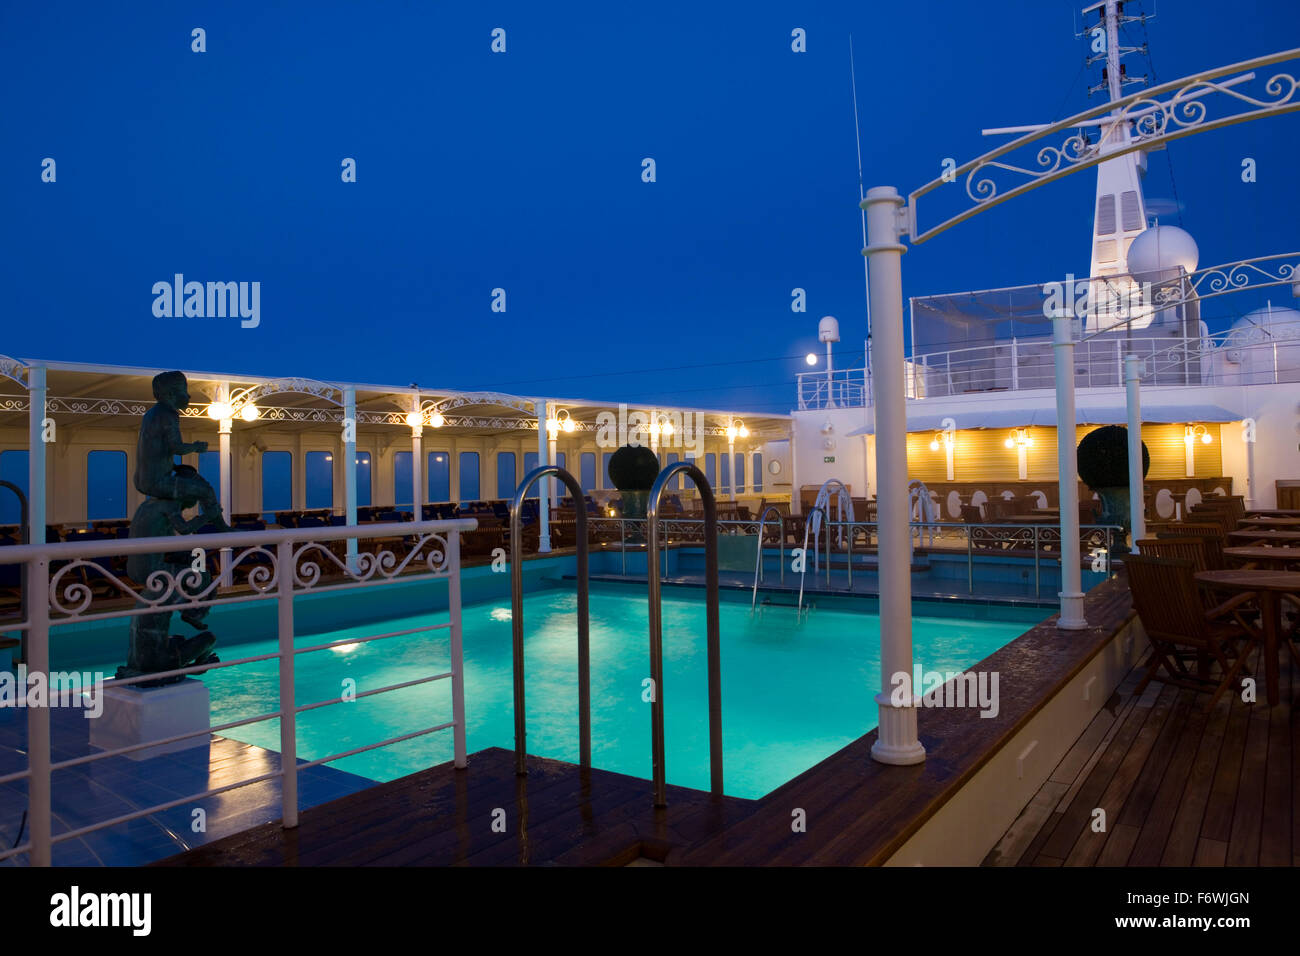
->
[984,641,1297,867]
[156,748,757,866]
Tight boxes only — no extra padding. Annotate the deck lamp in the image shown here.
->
[546,407,574,437]
[1185,424,1212,445]
[1004,427,1033,449]
[929,430,954,453]
[206,401,232,421]
[238,403,259,422]
[405,410,423,429]
[726,419,748,440]
[409,402,446,430]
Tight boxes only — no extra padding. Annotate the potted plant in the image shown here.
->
[1076,425,1149,550]
[608,444,661,541]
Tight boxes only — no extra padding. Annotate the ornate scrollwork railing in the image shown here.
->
[908,48,1300,243]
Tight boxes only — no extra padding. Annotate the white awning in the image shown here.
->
[846,403,1241,436]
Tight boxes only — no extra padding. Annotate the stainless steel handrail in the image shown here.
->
[647,462,722,806]
[797,505,838,611]
[0,480,29,663]
[751,505,785,609]
[509,465,590,776]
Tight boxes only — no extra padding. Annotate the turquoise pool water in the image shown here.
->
[117,585,1033,799]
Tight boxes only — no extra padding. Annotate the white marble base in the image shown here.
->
[89,679,210,761]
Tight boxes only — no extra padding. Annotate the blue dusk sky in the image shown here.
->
[2,0,1297,415]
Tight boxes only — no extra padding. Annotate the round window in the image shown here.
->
[768,460,782,476]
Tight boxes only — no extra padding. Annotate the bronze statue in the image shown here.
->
[120,372,229,686]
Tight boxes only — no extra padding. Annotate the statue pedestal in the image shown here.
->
[90,679,210,761]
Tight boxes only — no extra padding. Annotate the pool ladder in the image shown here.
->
[509,463,723,808]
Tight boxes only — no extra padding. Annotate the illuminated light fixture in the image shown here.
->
[1004,427,1033,449]
[239,404,259,422]
[546,407,574,437]
[325,454,333,462]
[929,430,953,453]
[1185,424,1212,446]
[660,419,673,436]
[726,419,748,441]
[429,411,445,427]
[405,410,424,429]
[206,401,232,421]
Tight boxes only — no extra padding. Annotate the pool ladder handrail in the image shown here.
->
[750,505,785,609]
[509,465,590,777]
[796,505,836,613]
[647,462,722,807]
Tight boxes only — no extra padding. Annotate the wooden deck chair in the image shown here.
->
[1155,524,1226,569]
[1124,554,1258,712]
[1135,537,1210,573]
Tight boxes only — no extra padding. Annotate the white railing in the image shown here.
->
[796,367,869,410]
[0,517,476,866]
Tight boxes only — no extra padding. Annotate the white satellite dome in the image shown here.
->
[1126,225,1199,283]
[818,315,840,343]
[1228,303,1300,344]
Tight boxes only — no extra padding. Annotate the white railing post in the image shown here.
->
[1053,314,1088,630]
[448,532,467,768]
[863,185,925,767]
[27,555,51,866]
[1125,354,1146,548]
[277,540,298,828]
[1011,336,1019,390]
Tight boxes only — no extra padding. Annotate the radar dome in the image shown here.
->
[1228,303,1300,343]
[818,315,840,343]
[1126,225,1199,284]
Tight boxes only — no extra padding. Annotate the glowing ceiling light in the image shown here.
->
[429,411,445,427]
[207,401,232,421]
[405,410,424,429]
[239,404,260,422]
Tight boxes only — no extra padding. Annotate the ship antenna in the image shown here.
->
[850,35,871,342]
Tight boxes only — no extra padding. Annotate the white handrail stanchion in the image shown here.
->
[448,531,467,768]
[277,540,298,829]
[28,555,52,866]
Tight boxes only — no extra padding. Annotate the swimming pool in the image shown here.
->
[95,583,1037,800]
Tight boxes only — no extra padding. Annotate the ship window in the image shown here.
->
[87,450,128,521]
[1121,191,1142,231]
[394,451,412,507]
[1095,194,1116,235]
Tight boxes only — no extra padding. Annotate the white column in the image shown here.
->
[727,438,735,499]
[1124,355,1145,548]
[1053,315,1087,629]
[343,387,358,568]
[1245,425,1257,508]
[863,186,925,766]
[1183,426,1196,477]
[411,399,424,519]
[27,364,46,538]
[217,383,234,587]
[537,401,551,553]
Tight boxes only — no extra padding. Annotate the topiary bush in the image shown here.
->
[608,444,661,491]
[1077,425,1150,490]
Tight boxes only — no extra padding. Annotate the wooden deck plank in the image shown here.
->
[1095,823,1141,866]
[1194,837,1228,866]
[982,781,1069,866]
[1160,688,1233,866]
[1260,651,1293,866]
[1226,690,1272,865]
[1036,683,1173,861]
[1125,691,1212,865]
[1201,675,1253,843]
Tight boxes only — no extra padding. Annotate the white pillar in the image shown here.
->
[1183,426,1196,478]
[28,364,46,538]
[537,401,551,553]
[217,383,233,587]
[343,387,357,568]
[411,398,424,519]
[1245,426,1257,508]
[862,186,925,766]
[1124,355,1145,548]
[1053,315,1087,629]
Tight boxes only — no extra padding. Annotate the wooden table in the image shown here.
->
[1195,569,1300,706]
[1227,529,1300,546]
[1236,516,1300,529]
[1223,546,1300,570]
[1244,509,1300,518]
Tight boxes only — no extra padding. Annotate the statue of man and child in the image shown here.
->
[120,371,231,686]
